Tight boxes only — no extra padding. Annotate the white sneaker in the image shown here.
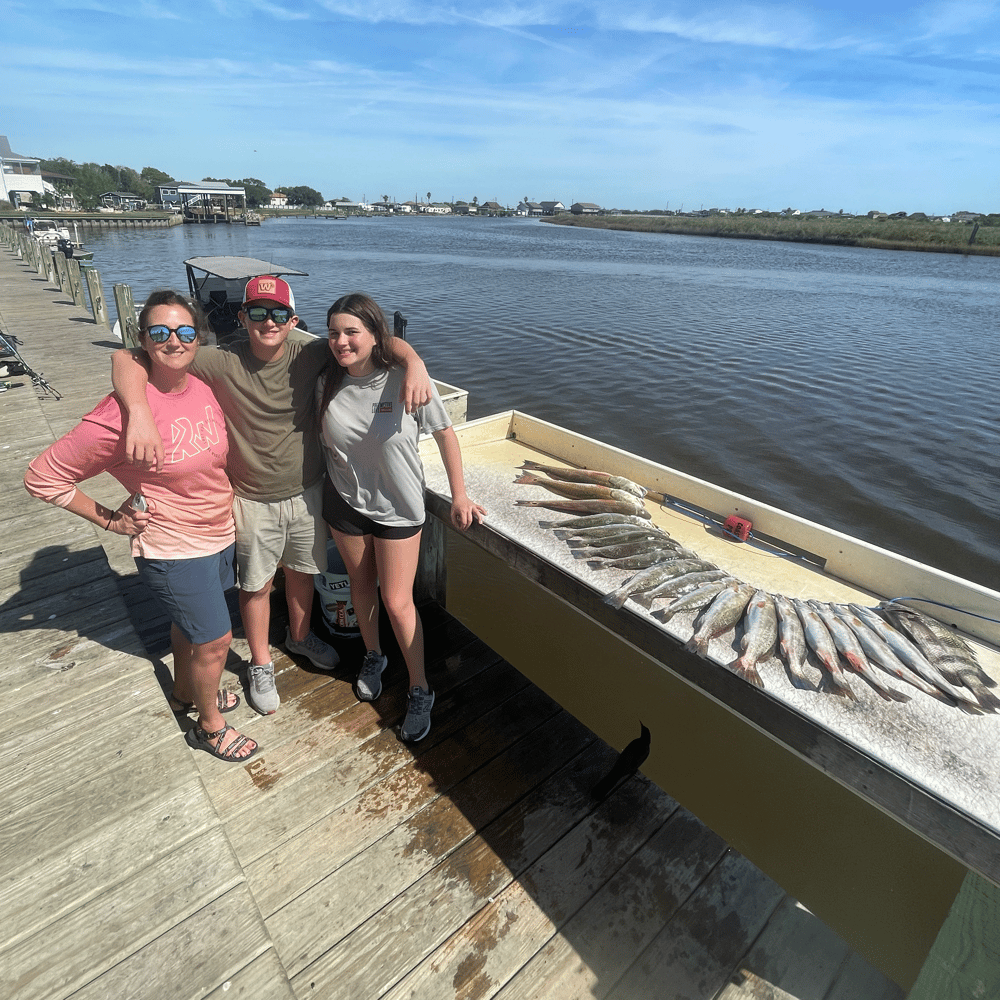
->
[247,661,279,714]
[284,628,339,670]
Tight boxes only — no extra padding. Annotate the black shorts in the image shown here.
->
[322,475,422,540]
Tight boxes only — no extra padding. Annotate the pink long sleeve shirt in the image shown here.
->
[24,376,235,560]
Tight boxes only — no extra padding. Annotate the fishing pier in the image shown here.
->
[1,226,996,997]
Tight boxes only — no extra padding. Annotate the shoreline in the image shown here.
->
[541,214,1000,257]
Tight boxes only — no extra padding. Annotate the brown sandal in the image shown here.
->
[185,723,258,762]
[170,690,240,715]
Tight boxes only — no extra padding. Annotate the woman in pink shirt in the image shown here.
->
[24,290,257,762]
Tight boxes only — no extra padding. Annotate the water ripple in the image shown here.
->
[85,216,1000,588]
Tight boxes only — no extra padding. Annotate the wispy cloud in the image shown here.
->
[4,0,1000,211]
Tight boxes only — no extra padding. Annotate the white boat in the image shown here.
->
[31,222,93,261]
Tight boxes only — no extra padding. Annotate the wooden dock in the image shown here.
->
[0,239,905,999]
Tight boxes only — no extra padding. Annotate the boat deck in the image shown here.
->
[0,235,903,998]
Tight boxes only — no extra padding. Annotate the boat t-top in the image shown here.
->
[184,256,309,341]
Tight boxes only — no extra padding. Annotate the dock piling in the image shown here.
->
[113,283,141,348]
[66,257,87,308]
[84,266,111,328]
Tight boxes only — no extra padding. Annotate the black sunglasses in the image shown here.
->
[144,324,198,343]
[244,306,293,324]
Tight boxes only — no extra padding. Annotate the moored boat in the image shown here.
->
[183,255,309,341]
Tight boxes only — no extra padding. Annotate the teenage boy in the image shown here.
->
[112,276,432,715]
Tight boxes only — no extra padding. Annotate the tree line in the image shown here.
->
[36,157,324,210]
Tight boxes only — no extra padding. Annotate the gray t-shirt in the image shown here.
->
[319,366,451,526]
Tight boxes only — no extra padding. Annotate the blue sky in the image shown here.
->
[4,1,999,212]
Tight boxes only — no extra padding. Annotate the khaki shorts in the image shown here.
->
[233,481,327,592]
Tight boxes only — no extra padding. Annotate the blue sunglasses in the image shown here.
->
[144,324,198,343]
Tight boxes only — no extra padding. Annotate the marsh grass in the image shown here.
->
[544,214,1000,255]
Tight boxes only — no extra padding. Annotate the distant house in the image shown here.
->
[424,204,451,215]
[539,201,565,215]
[804,209,842,218]
[328,199,364,212]
[270,192,288,209]
[453,201,478,215]
[480,201,504,215]
[516,202,544,217]
[1,135,58,208]
[951,211,982,222]
[570,202,601,215]
[100,191,147,211]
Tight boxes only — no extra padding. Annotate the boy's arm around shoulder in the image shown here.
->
[388,337,432,414]
[111,348,162,472]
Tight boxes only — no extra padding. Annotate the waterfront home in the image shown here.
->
[453,201,478,215]
[424,204,451,214]
[155,181,246,218]
[269,191,289,209]
[99,191,147,211]
[1,135,60,209]
[570,202,601,215]
[540,200,565,215]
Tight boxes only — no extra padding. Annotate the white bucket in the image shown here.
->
[315,539,360,637]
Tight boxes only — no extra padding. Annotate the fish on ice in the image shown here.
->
[520,459,648,498]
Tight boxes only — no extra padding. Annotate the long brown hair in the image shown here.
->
[318,293,394,418]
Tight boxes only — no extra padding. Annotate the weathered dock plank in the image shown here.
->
[492,804,730,999]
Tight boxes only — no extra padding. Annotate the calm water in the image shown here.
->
[85,216,1000,590]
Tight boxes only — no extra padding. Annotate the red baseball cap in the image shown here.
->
[243,275,295,310]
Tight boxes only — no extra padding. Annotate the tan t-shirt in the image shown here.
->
[191,330,329,502]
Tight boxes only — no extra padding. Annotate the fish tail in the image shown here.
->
[954,697,984,716]
[974,689,1000,712]
[730,658,765,688]
[824,675,857,700]
[603,591,629,609]
[686,636,708,656]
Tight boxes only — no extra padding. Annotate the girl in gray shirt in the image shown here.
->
[318,293,486,742]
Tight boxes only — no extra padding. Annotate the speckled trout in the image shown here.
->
[515,499,652,518]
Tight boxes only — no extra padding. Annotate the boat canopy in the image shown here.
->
[183,256,310,341]
[183,256,308,280]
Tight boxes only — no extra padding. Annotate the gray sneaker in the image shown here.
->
[354,650,388,702]
[400,685,435,743]
[284,628,339,670]
[247,661,279,715]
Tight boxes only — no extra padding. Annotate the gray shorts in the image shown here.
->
[232,480,327,592]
